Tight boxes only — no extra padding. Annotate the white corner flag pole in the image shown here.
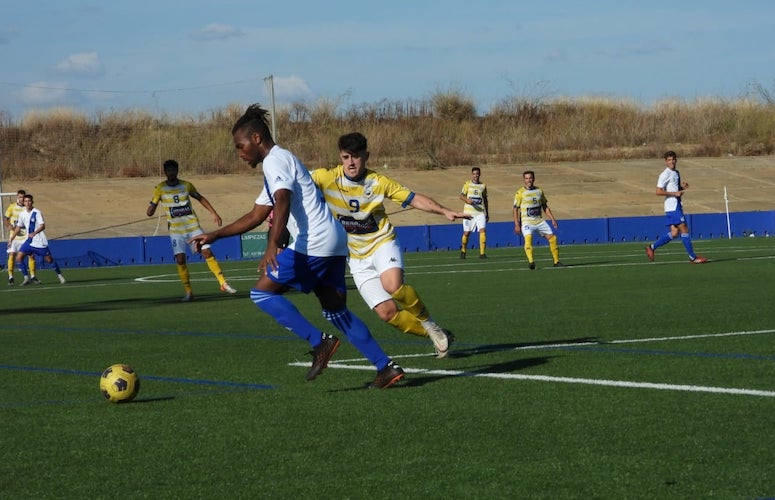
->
[724,186,732,239]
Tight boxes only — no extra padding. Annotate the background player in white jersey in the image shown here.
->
[645,151,707,264]
[4,189,36,285]
[459,167,489,259]
[189,104,404,388]
[147,160,236,301]
[513,170,564,269]
[7,194,66,285]
[311,132,466,358]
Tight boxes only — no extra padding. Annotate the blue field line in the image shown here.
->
[0,364,277,391]
[559,345,775,361]
[0,323,292,342]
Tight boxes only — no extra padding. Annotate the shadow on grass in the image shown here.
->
[450,337,599,358]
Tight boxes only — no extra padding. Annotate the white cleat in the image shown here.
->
[423,320,450,359]
[58,274,66,284]
[220,282,237,294]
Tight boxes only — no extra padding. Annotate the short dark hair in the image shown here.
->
[523,170,535,177]
[472,167,481,173]
[23,194,33,202]
[338,132,368,153]
[664,151,677,159]
[163,159,179,171]
[16,189,26,195]
[232,103,273,140]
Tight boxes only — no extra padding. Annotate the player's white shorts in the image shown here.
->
[169,228,210,255]
[462,213,487,232]
[7,239,24,254]
[522,220,554,237]
[348,240,403,309]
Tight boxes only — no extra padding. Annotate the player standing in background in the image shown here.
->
[189,104,404,388]
[7,194,66,285]
[146,159,237,301]
[459,167,488,259]
[311,132,465,358]
[4,189,37,285]
[513,170,564,270]
[645,151,707,264]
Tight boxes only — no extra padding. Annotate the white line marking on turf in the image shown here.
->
[287,362,775,397]
[293,328,775,397]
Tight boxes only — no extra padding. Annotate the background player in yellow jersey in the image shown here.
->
[513,170,565,270]
[459,167,489,259]
[147,159,236,301]
[311,132,467,358]
[4,189,37,285]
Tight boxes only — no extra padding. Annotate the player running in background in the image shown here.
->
[147,159,236,301]
[645,151,707,264]
[513,170,564,269]
[459,167,489,259]
[4,189,37,285]
[311,132,465,358]
[189,104,404,388]
[7,194,66,285]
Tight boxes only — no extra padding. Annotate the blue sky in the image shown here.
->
[2,0,774,120]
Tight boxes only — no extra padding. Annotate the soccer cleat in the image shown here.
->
[690,256,708,264]
[460,252,466,259]
[181,292,194,302]
[306,334,341,381]
[21,276,31,286]
[58,274,66,284]
[553,262,566,268]
[479,254,487,259]
[8,277,14,287]
[528,262,536,270]
[368,361,405,389]
[423,320,450,358]
[220,282,237,294]
[31,277,41,285]
[645,245,655,262]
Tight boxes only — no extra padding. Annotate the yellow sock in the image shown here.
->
[7,255,14,277]
[479,232,486,255]
[461,234,469,253]
[524,234,534,263]
[391,284,429,321]
[28,256,36,277]
[176,264,192,294]
[549,235,560,264]
[205,256,226,286]
[387,310,428,337]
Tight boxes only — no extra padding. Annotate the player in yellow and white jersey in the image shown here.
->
[311,133,467,358]
[459,167,488,259]
[513,170,564,270]
[4,189,37,286]
[147,160,236,301]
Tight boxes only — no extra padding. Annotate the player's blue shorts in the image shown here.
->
[265,248,347,294]
[665,208,686,227]
[19,240,52,258]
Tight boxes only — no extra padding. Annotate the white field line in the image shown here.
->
[291,328,775,398]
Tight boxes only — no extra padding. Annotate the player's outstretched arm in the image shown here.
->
[196,194,223,227]
[189,204,272,251]
[410,193,469,221]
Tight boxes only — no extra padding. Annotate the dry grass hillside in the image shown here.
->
[4,155,775,241]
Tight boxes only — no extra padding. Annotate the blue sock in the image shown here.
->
[52,261,62,275]
[680,233,696,260]
[652,233,673,250]
[250,289,321,345]
[18,257,28,276]
[323,308,389,370]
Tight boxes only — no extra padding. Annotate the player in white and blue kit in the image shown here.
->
[6,194,66,285]
[190,104,404,388]
[645,151,707,264]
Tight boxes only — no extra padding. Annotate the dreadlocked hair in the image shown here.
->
[232,103,273,140]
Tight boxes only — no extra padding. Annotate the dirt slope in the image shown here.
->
[3,156,774,240]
